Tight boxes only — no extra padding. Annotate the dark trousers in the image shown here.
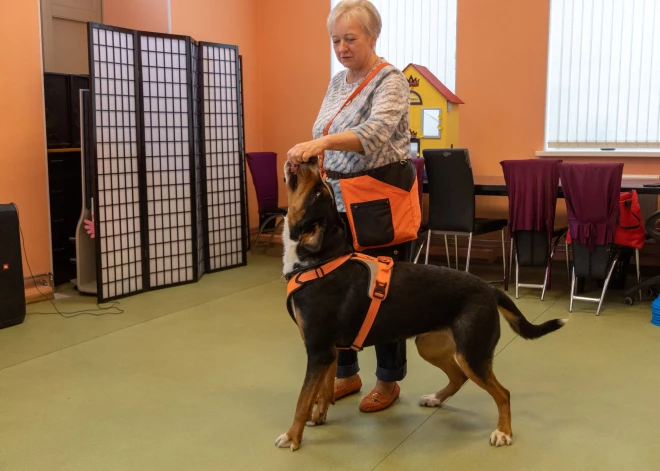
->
[336,213,410,382]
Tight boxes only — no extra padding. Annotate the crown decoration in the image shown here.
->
[407,75,420,88]
[410,129,418,138]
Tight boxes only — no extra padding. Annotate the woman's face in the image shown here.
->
[331,16,376,71]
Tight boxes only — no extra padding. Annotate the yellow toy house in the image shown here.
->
[403,63,463,156]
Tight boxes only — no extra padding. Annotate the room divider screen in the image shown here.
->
[88,23,247,302]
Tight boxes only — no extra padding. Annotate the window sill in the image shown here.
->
[536,150,660,158]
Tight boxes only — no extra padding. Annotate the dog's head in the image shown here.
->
[283,158,349,271]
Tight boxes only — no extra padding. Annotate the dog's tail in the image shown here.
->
[495,289,567,340]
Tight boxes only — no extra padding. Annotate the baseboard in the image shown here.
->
[23,273,55,305]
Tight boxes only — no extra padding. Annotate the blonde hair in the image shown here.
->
[327,0,382,40]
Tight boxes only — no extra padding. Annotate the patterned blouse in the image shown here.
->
[312,61,410,212]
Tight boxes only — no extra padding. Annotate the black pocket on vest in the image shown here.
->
[350,199,395,247]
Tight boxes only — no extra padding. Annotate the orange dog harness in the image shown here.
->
[286,253,394,351]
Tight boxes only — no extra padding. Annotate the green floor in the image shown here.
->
[1,253,660,470]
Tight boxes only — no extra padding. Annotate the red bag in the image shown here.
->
[614,190,646,249]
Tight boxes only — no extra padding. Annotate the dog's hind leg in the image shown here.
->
[454,353,512,447]
[308,355,337,426]
[275,348,336,451]
[416,331,468,407]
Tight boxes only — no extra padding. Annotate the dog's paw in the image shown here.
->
[307,404,328,426]
[306,414,327,427]
[489,430,513,447]
[418,394,444,407]
[275,433,300,451]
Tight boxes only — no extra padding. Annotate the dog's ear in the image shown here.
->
[299,224,324,253]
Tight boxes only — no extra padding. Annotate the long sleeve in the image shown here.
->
[350,71,410,156]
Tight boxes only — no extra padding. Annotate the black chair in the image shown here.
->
[624,211,660,304]
[422,149,508,286]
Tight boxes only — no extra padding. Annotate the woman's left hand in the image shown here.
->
[287,138,327,166]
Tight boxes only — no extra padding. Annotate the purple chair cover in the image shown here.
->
[501,159,561,237]
[558,162,623,252]
[411,157,425,210]
[501,159,561,288]
[245,152,280,214]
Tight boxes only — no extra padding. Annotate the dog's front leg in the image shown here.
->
[309,353,337,426]
[275,349,335,451]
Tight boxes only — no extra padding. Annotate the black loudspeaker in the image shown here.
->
[0,204,26,329]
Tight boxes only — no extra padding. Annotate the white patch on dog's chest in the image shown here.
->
[282,216,300,275]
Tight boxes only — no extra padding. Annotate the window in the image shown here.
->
[545,0,660,150]
[422,108,441,138]
[330,0,457,93]
[410,140,419,157]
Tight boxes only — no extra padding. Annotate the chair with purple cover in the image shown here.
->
[500,159,569,299]
[245,152,288,253]
[559,162,623,315]
[410,157,428,262]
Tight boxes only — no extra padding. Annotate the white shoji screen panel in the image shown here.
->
[89,24,144,302]
[199,43,247,271]
[191,41,206,278]
[139,33,197,289]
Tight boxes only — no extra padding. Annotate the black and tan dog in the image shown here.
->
[276,158,566,452]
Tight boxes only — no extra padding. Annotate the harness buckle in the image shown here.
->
[373,280,387,299]
[377,256,392,265]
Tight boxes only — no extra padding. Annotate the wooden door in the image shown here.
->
[41,0,103,74]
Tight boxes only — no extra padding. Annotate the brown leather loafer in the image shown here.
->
[334,375,362,400]
[359,383,400,412]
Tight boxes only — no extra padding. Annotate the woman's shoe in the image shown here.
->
[334,375,362,400]
[359,383,400,412]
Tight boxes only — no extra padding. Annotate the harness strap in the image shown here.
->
[346,254,393,351]
[286,253,353,299]
[285,253,394,352]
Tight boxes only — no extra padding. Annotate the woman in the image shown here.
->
[287,0,411,413]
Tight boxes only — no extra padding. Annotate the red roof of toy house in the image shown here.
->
[405,64,464,104]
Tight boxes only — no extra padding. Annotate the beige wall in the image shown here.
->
[172,0,262,228]
[103,0,169,33]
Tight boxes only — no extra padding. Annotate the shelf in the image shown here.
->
[47,148,81,153]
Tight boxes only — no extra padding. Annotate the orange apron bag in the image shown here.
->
[321,62,421,251]
[334,161,421,251]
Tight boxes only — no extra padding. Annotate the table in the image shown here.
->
[423,175,660,196]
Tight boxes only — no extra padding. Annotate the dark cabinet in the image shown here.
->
[44,73,88,285]
[44,73,89,149]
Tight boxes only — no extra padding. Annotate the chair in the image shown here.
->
[423,149,508,287]
[623,211,660,305]
[245,152,287,253]
[500,159,569,299]
[559,162,623,315]
[410,157,428,262]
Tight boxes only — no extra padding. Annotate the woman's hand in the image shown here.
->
[287,138,328,166]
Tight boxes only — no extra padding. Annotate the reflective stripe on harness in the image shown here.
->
[286,253,394,351]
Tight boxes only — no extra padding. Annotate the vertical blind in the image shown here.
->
[546,0,660,149]
[330,0,457,93]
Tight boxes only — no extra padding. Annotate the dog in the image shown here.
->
[275,158,566,452]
